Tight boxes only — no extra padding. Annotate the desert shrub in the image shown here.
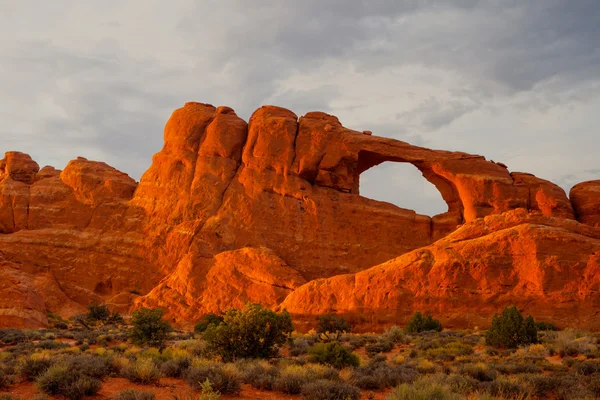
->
[36,340,67,350]
[307,342,359,369]
[0,329,27,345]
[351,359,419,389]
[160,357,191,378]
[522,374,566,397]
[115,389,156,400]
[273,365,310,394]
[425,341,474,359]
[415,359,436,374]
[123,358,161,384]
[130,308,172,347]
[54,322,68,330]
[184,363,241,395]
[194,313,224,334]
[588,374,600,397]
[478,377,527,398]
[387,382,460,400]
[418,374,478,395]
[289,337,311,356]
[36,364,101,400]
[386,325,409,344]
[535,321,558,331]
[19,356,54,381]
[66,355,111,379]
[492,362,540,374]
[87,303,110,321]
[485,306,537,348]
[347,335,367,350]
[196,379,221,400]
[404,312,442,333]
[316,314,351,341]
[573,360,600,375]
[240,361,280,390]
[365,338,394,355]
[555,330,596,357]
[203,303,293,361]
[459,363,497,382]
[0,369,12,389]
[106,312,125,325]
[300,379,360,400]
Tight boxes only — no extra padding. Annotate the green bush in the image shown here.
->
[106,311,125,325]
[194,313,224,333]
[404,312,442,333]
[129,308,172,347]
[203,303,293,361]
[307,342,360,369]
[300,379,360,400]
[87,303,110,321]
[316,314,351,341]
[485,306,537,348]
[535,321,558,331]
[115,389,156,400]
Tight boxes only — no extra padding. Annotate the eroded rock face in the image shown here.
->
[0,102,597,330]
[281,209,600,331]
[571,180,600,228]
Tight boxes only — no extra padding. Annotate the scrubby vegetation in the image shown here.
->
[404,311,443,333]
[203,303,293,361]
[129,308,172,348]
[0,304,599,399]
[486,306,538,348]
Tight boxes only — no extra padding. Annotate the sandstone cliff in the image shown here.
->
[1,102,598,330]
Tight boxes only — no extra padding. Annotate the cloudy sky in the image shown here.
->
[1,1,598,216]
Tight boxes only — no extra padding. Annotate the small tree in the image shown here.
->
[485,306,538,348]
[404,311,442,333]
[203,303,294,361]
[316,314,351,341]
[87,304,110,321]
[194,313,224,333]
[130,308,172,348]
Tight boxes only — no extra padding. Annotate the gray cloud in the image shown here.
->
[0,0,599,214]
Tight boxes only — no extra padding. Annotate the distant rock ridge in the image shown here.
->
[0,102,598,330]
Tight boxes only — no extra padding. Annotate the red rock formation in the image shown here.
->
[571,180,600,228]
[0,102,596,330]
[281,209,600,331]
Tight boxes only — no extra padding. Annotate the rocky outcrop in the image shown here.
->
[281,209,600,331]
[571,180,600,228]
[0,102,597,330]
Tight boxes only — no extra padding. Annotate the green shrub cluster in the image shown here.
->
[129,308,172,348]
[307,342,360,369]
[404,312,443,333]
[203,303,293,361]
[485,306,537,348]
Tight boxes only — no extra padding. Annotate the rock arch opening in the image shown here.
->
[359,162,449,217]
